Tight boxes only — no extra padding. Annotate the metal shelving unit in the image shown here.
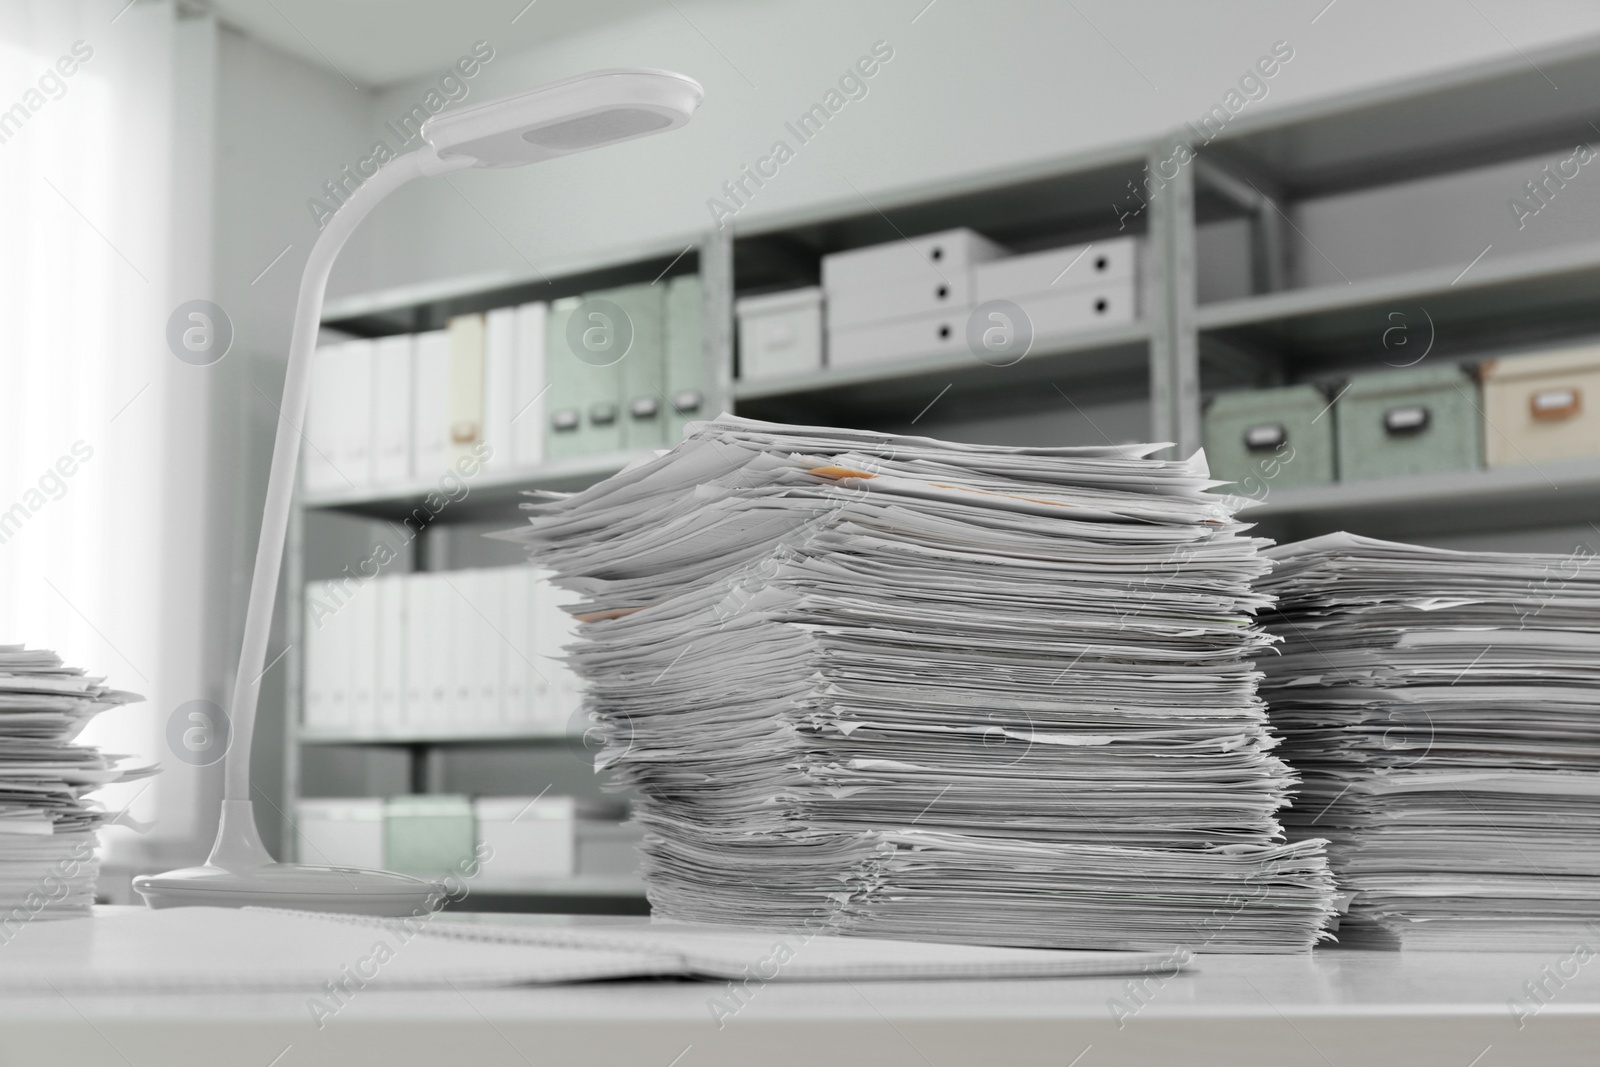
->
[281,143,1176,883]
[279,232,732,911]
[275,32,1600,913]
[728,138,1180,439]
[1189,34,1600,542]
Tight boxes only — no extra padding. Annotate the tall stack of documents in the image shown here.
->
[1260,532,1600,949]
[0,646,149,922]
[505,416,1335,952]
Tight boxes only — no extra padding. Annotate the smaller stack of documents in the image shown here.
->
[0,646,148,925]
[1260,532,1600,949]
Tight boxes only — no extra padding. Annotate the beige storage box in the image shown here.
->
[1480,344,1600,468]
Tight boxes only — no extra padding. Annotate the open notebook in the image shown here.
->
[0,907,1181,992]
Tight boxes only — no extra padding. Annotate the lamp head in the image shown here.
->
[422,68,703,169]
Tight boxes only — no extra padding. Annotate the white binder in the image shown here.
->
[348,580,377,736]
[411,330,452,481]
[483,308,517,471]
[512,302,549,467]
[303,342,346,494]
[374,574,404,737]
[339,339,375,489]
[372,334,415,486]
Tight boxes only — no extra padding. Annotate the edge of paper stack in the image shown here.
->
[1261,531,1600,950]
[0,645,150,926]
[503,415,1337,953]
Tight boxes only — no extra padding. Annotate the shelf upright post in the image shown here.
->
[1146,135,1202,458]
[700,226,735,416]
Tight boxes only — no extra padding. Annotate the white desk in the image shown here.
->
[1,910,1595,1067]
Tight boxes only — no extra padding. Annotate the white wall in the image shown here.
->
[320,0,1600,300]
[215,30,374,355]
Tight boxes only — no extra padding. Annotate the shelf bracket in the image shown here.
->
[1195,152,1289,295]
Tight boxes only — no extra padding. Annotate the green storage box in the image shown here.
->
[384,794,475,878]
[1335,363,1481,482]
[1203,384,1336,494]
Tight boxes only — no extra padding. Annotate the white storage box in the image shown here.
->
[1481,343,1600,468]
[829,307,967,369]
[975,236,1138,303]
[821,227,1003,294]
[829,284,1135,370]
[296,798,385,869]
[1014,283,1136,336]
[474,795,577,883]
[576,819,643,876]
[826,273,972,330]
[736,287,823,381]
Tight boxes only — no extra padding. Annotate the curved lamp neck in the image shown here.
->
[221,148,472,825]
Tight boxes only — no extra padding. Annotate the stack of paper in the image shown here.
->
[502,416,1335,952]
[1260,532,1600,949]
[0,646,149,925]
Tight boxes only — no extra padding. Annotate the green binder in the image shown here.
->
[664,275,706,446]
[545,295,624,460]
[612,283,667,451]
[1203,384,1336,493]
[383,794,475,879]
[1336,363,1481,482]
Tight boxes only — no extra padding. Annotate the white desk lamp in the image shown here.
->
[134,69,704,915]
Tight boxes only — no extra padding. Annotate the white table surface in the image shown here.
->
[1,909,1595,1067]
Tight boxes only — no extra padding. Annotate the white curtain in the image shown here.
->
[0,0,217,866]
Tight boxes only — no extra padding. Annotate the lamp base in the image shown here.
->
[133,862,444,917]
[132,799,443,917]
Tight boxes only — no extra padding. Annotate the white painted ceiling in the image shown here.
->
[203,0,669,88]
